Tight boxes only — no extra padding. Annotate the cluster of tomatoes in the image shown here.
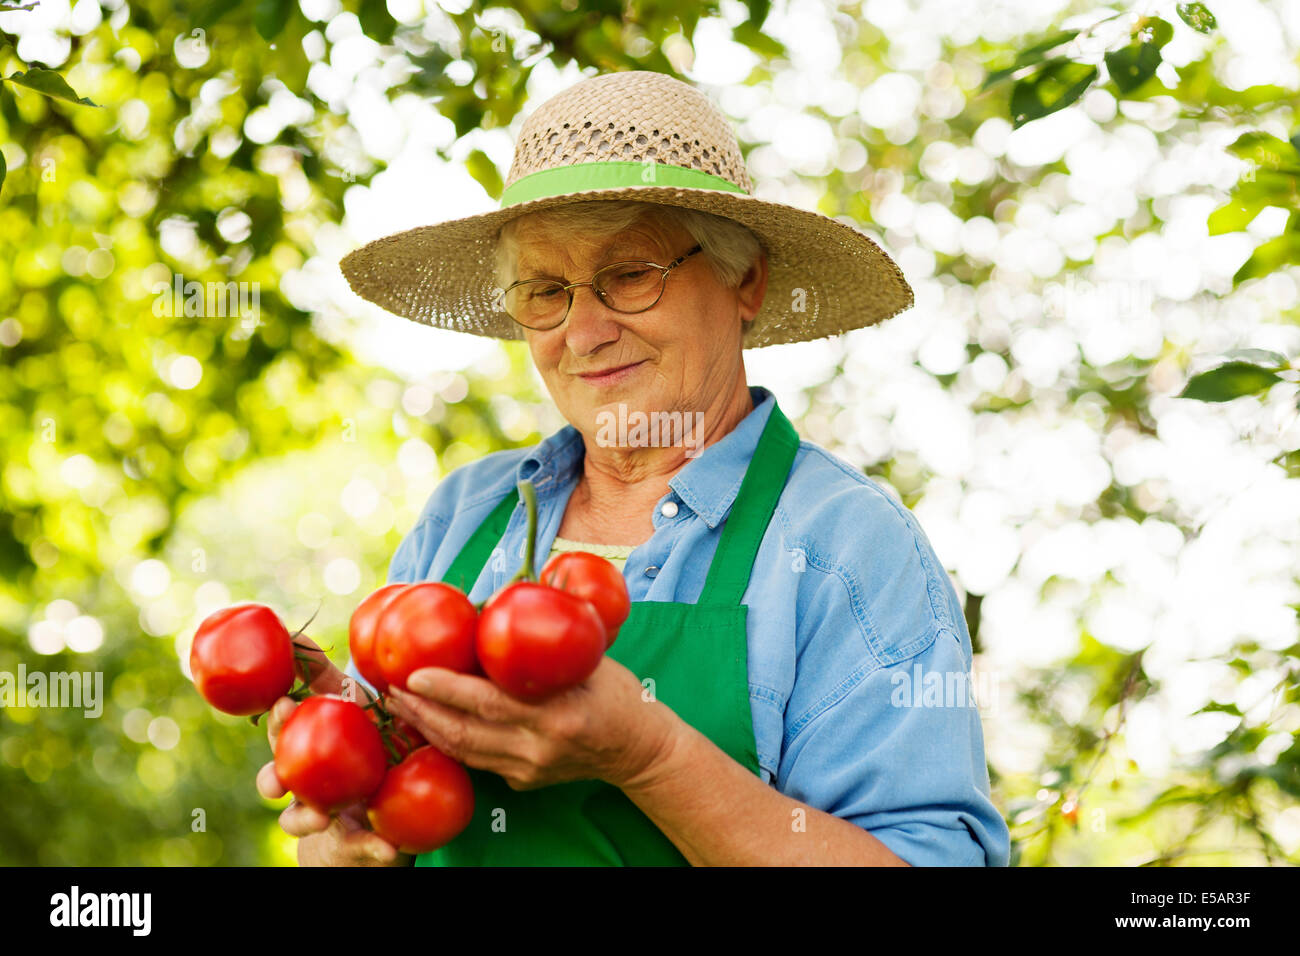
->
[188,480,631,855]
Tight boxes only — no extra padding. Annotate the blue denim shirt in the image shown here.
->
[361,384,1011,867]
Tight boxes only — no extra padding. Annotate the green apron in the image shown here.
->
[417,400,800,866]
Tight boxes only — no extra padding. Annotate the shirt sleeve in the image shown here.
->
[775,624,1010,866]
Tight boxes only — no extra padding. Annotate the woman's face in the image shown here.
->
[515,217,767,445]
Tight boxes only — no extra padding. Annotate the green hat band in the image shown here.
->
[498,160,748,208]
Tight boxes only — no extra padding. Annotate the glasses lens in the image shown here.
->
[503,280,567,328]
[593,263,663,312]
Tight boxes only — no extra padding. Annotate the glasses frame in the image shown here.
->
[494,243,705,331]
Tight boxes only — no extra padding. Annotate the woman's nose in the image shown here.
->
[563,285,623,347]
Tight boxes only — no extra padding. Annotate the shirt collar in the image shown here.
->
[516,385,777,529]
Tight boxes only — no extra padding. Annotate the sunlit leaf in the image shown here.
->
[1010,60,1097,128]
[744,0,771,28]
[465,149,503,201]
[1177,361,1283,402]
[981,30,1079,91]
[1226,130,1300,174]
[1223,348,1288,368]
[1176,2,1217,33]
[732,21,785,58]
[1207,198,1265,235]
[196,0,244,29]
[254,0,293,42]
[2,68,100,107]
[1233,232,1300,285]
[359,0,397,45]
[1195,701,1243,716]
[1105,41,1163,93]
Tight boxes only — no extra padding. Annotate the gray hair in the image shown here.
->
[493,200,763,293]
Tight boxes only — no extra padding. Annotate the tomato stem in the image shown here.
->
[508,479,540,585]
[290,603,322,639]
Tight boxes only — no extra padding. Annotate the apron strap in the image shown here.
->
[697,401,800,607]
[442,491,518,594]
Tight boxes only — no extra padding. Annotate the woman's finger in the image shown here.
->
[278,799,332,838]
[256,760,286,800]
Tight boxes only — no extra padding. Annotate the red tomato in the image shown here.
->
[190,603,296,716]
[374,582,479,691]
[367,746,475,854]
[539,551,630,647]
[274,696,388,815]
[349,583,411,696]
[476,581,607,701]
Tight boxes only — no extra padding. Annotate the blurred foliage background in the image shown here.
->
[0,0,1297,865]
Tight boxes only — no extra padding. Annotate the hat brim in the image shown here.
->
[338,185,913,349]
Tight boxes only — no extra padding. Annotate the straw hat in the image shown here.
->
[339,70,913,348]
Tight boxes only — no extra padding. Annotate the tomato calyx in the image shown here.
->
[354,684,424,766]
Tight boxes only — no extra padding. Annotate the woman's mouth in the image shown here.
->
[576,360,647,387]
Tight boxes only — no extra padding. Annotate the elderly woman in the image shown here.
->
[260,71,1010,866]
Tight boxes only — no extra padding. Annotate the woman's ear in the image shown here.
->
[737,251,768,324]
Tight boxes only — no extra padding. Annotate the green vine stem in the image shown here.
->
[507,479,540,586]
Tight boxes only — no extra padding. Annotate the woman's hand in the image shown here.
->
[255,635,410,866]
[384,655,680,792]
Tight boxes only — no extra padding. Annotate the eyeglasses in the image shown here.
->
[493,244,704,331]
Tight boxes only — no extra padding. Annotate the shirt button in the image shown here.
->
[660,501,678,518]
[644,566,659,578]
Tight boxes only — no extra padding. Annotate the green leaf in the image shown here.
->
[1105,41,1164,94]
[1,68,100,107]
[1137,16,1175,49]
[452,98,483,139]
[465,148,503,200]
[1176,2,1217,33]
[0,147,5,196]
[1177,361,1283,402]
[195,0,244,29]
[1233,232,1300,286]
[1010,60,1097,128]
[732,21,785,58]
[1223,348,1288,368]
[744,0,771,28]
[254,0,292,41]
[981,30,1079,92]
[1195,700,1243,716]
[359,0,397,45]
[1207,198,1265,235]
[1227,130,1300,173]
